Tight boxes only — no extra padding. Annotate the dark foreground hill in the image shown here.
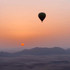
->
[0,55,70,70]
[0,47,70,57]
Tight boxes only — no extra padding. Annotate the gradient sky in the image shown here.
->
[0,0,70,52]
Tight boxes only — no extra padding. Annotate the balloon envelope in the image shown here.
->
[38,12,46,22]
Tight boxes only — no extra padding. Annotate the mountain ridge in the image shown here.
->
[0,47,70,57]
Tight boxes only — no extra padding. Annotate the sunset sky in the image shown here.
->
[0,0,70,52]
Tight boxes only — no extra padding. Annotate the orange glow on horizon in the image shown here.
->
[0,0,70,50]
[21,43,24,46]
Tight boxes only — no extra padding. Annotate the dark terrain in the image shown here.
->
[0,47,70,57]
[0,47,70,70]
[0,55,70,70]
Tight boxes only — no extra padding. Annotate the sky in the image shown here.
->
[0,0,70,52]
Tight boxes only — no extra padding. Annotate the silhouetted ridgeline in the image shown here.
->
[0,47,70,57]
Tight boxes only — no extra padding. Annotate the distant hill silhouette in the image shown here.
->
[0,47,70,57]
[0,52,12,57]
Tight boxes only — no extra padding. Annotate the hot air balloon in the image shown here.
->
[38,12,46,22]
